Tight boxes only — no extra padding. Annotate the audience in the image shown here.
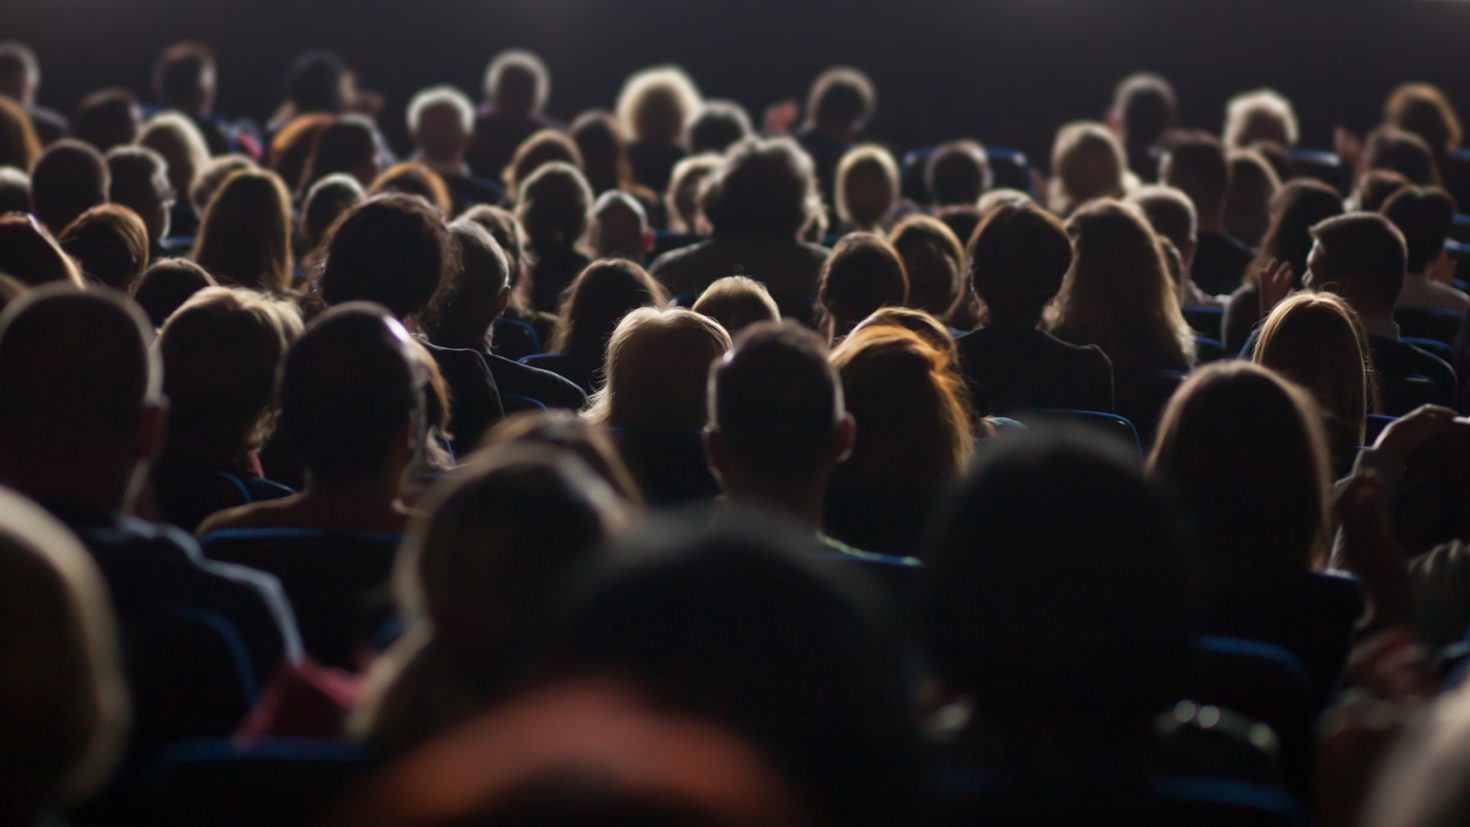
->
[0,96,40,172]
[1225,147,1281,246]
[1380,185,1468,312]
[1223,88,1299,150]
[105,146,174,258]
[138,112,211,235]
[1162,130,1254,295]
[589,190,653,262]
[299,172,364,256]
[367,161,453,215]
[925,139,990,209]
[151,41,238,156]
[1109,72,1177,183]
[192,169,294,292]
[72,88,140,154]
[0,166,29,214]
[0,41,66,143]
[0,213,84,286]
[543,258,667,394]
[692,274,782,336]
[688,99,754,156]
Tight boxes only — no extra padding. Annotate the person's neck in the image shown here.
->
[305,473,404,515]
[1196,215,1227,235]
[724,473,827,529]
[418,154,468,176]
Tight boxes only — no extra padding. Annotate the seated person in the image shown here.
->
[835,144,900,232]
[466,50,559,183]
[924,140,990,210]
[456,203,552,360]
[406,85,504,214]
[541,258,669,395]
[131,257,216,328]
[105,145,174,260]
[1127,184,1220,307]
[1161,130,1255,295]
[30,139,109,234]
[887,215,967,326]
[816,232,909,341]
[516,162,595,313]
[299,172,364,259]
[1380,185,1469,312]
[796,66,876,213]
[691,275,781,337]
[617,66,700,194]
[956,202,1114,414]
[56,203,150,292]
[589,190,654,263]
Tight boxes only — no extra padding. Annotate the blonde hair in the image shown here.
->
[850,306,958,367]
[1223,88,1299,149]
[583,307,731,430]
[834,144,899,231]
[1048,121,1128,216]
[691,275,780,337]
[616,66,702,145]
[665,152,721,234]
[139,111,210,196]
[192,169,295,292]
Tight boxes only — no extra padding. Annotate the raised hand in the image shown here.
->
[1257,257,1294,320]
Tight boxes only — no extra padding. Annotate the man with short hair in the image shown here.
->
[408,84,504,213]
[1127,184,1219,305]
[0,41,66,144]
[797,67,877,215]
[151,40,255,157]
[1381,185,1469,312]
[106,145,174,258]
[467,50,559,183]
[1161,130,1254,295]
[30,139,109,234]
[1109,72,1177,184]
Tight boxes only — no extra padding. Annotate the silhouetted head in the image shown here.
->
[152,41,215,114]
[550,259,667,359]
[691,275,780,337]
[192,169,294,292]
[818,233,909,339]
[287,49,349,114]
[484,49,551,116]
[0,214,82,287]
[30,140,109,234]
[1381,185,1457,275]
[131,258,216,328]
[1384,82,1462,158]
[688,100,753,156]
[1254,179,1344,286]
[421,218,511,348]
[138,112,210,200]
[106,145,173,245]
[368,161,452,216]
[968,201,1073,329]
[585,307,731,430]
[703,137,820,239]
[835,144,899,230]
[925,140,991,207]
[319,193,453,319]
[889,215,964,318]
[805,67,877,136]
[1048,121,1126,216]
[617,66,701,146]
[1304,211,1407,317]
[407,85,474,164]
[56,204,149,291]
[1160,129,1230,227]
[300,172,364,252]
[1223,89,1298,149]
[1111,72,1176,149]
[72,88,140,153]
[0,96,39,171]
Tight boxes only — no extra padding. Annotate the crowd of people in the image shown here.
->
[4,36,1470,827]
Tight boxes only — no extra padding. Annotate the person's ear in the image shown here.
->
[832,413,856,464]
[496,285,511,318]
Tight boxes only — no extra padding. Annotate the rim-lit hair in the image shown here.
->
[584,306,731,430]
[484,49,550,114]
[616,66,702,145]
[834,144,899,230]
[139,111,210,195]
[369,161,453,216]
[1253,291,1373,454]
[0,96,39,171]
[1224,88,1299,149]
[702,136,821,239]
[805,66,876,131]
[407,85,474,135]
[691,275,781,337]
[1385,82,1463,156]
[1048,121,1127,217]
[192,169,295,292]
[550,258,668,358]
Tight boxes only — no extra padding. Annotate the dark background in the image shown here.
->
[9,0,1470,165]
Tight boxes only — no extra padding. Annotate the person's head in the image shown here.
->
[514,161,593,254]
[421,218,511,348]
[1353,168,1411,213]
[1384,82,1461,158]
[703,137,820,239]
[925,140,991,208]
[1160,129,1230,228]
[1223,88,1298,149]
[1053,199,1194,369]
[319,193,452,320]
[368,161,452,216]
[286,49,349,114]
[1381,185,1457,276]
[926,428,1191,736]
[1252,291,1371,457]
[818,233,909,339]
[969,201,1074,329]
[570,110,633,196]
[1305,212,1408,317]
[407,85,474,165]
[691,275,780,337]
[281,303,426,489]
[850,307,959,367]
[72,88,140,153]
[268,113,332,193]
[1363,126,1440,186]
[303,115,381,190]
[1149,361,1331,578]
[1224,148,1281,246]
[131,257,216,328]
[0,214,82,287]
[1254,178,1344,286]
[158,286,302,463]
[1127,184,1198,270]
[300,172,364,252]
[458,204,528,292]
[189,153,255,217]
[505,128,583,199]
[478,410,642,505]
[665,152,720,234]
[551,259,668,358]
[688,100,753,156]
[0,97,39,172]
[0,487,128,824]
[590,190,652,262]
[191,169,294,292]
[834,145,899,231]
[57,204,149,292]
[0,41,40,104]
[483,49,550,117]
[888,214,965,319]
[138,112,211,201]
[616,66,701,146]
[585,307,730,430]
[30,140,109,234]
[1048,121,1127,216]
[152,41,215,114]
[805,67,876,136]
[0,166,29,214]
[1109,72,1177,149]
[105,146,173,246]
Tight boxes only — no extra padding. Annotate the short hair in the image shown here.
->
[190,154,256,215]
[1161,130,1230,223]
[1255,179,1345,285]
[504,129,583,197]
[191,169,295,292]
[407,85,474,136]
[1223,88,1299,148]
[703,137,819,239]
[1363,126,1440,186]
[0,166,29,214]
[421,219,511,348]
[139,112,211,196]
[1309,212,1408,311]
[105,145,171,234]
[818,233,909,337]
[301,172,364,248]
[368,162,452,216]
[280,304,424,485]
[850,307,958,364]
[319,194,453,319]
[1048,121,1126,216]
[968,201,1074,326]
[1380,186,1457,275]
[514,161,593,250]
[131,258,216,328]
[709,321,842,478]
[1385,82,1463,156]
[0,214,82,287]
[616,66,702,145]
[458,204,527,282]
[570,110,634,195]
[1111,72,1177,147]
[56,204,149,291]
[925,140,991,207]
[887,215,964,318]
[665,152,721,234]
[590,190,649,260]
[1127,184,1198,254]
[806,67,876,131]
[550,259,668,358]
[1253,291,1371,454]
[0,41,39,94]
[691,275,781,336]
[687,100,753,155]
[152,41,215,109]
[301,115,380,192]
[287,49,348,113]
[1225,149,1281,243]
[834,144,899,230]
[0,96,40,171]
[484,49,550,115]
[72,88,139,153]
[1353,168,1410,213]
[584,307,731,430]
[30,139,110,234]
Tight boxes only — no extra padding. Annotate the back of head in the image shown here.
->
[193,169,294,292]
[1161,130,1229,223]
[691,275,780,337]
[818,233,909,337]
[459,204,528,282]
[304,115,380,190]
[569,110,630,195]
[1354,168,1410,213]
[287,49,348,114]
[190,153,256,216]
[138,112,210,196]
[1364,126,1440,186]
[1223,88,1298,149]
[301,172,365,249]
[0,41,38,102]
[422,219,511,347]
[666,153,721,234]
[1112,72,1177,148]
[553,258,667,357]
[31,140,109,234]
[589,307,731,430]
[57,204,149,291]
[925,428,1191,733]
[368,162,452,216]
[105,145,171,242]
[515,161,593,250]
[0,487,127,822]
[688,100,753,156]
[1127,184,1198,256]
[478,410,642,505]
[281,304,422,486]
[319,193,451,319]
[1258,179,1344,280]
[1252,292,1370,454]
[617,66,701,145]
[703,137,819,239]
[131,257,216,328]
[925,140,990,207]
[1385,82,1462,157]
[152,41,214,111]
[0,167,30,215]
[72,88,139,153]
[507,129,584,198]
[835,145,899,230]
[407,85,473,162]
[590,190,649,261]
[805,67,876,133]
[850,307,959,366]
[709,321,841,480]
[1381,185,1457,275]
[485,49,550,116]
[1307,211,1407,314]
[968,201,1073,328]
[0,215,82,287]
[158,286,302,461]
[888,215,964,318]
[1048,121,1126,216]
[1224,148,1281,245]
[0,96,40,171]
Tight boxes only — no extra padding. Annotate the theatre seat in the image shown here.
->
[1396,305,1464,346]
[607,427,720,506]
[1184,305,1225,340]
[1287,149,1349,195]
[1011,409,1141,457]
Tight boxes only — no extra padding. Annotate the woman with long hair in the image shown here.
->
[192,169,295,292]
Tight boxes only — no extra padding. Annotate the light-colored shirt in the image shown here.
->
[1398,273,1470,314]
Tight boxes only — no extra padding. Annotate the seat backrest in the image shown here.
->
[1365,414,1397,445]
[493,317,542,353]
[1396,305,1465,346]
[1195,337,1227,364]
[1286,149,1349,195]
[502,393,549,414]
[1404,336,1457,365]
[985,146,1034,195]
[1115,369,1187,445]
[1013,409,1142,457]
